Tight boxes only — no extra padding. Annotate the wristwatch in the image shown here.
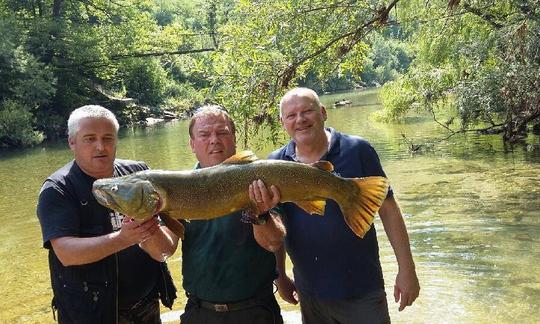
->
[240,210,270,225]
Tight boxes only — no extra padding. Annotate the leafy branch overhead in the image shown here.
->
[379,0,540,142]
[210,0,402,146]
[1,0,538,148]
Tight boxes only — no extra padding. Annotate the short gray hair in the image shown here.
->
[279,87,322,118]
[67,105,119,139]
[188,104,236,138]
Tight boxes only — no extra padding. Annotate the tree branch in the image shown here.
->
[278,0,400,87]
[56,43,218,69]
[462,3,504,29]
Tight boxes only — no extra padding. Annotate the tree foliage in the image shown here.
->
[0,0,213,147]
[380,0,540,141]
[207,0,399,146]
[2,0,538,148]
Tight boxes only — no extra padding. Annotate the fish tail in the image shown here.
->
[339,176,389,238]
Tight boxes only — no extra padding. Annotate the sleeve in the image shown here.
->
[36,180,81,249]
[267,149,283,160]
[358,141,394,199]
[137,161,149,172]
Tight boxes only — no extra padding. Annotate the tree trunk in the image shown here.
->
[52,0,63,18]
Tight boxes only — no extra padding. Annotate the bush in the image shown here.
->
[0,100,44,147]
[122,58,168,107]
[162,81,205,112]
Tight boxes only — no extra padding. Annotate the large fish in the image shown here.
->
[92,151,389,239]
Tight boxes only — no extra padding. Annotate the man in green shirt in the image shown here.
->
[179,105,285,324]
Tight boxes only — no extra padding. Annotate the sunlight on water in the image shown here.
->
[0,88,539,323]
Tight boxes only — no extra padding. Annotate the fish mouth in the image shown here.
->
[93,188,113,206]
[153,194,162,215]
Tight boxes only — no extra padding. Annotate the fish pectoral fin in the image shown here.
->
[310,161,334,172]
[222,150,258,165]
[295,200,326,215]
[168,209,190,223]
[160,213,185,239]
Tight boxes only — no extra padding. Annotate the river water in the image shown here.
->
[0,89,539,323]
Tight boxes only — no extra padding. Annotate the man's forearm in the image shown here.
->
[253,212,286,252]
[378,196,416,270]
[139,226,179,261]
[51,233,131,266]
[275,244,287,277]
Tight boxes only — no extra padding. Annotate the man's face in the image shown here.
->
[189,114,236,168]
[69,117,117,179]
[280,95,327,145]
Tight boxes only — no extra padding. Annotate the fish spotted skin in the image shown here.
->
[92,151,389,239]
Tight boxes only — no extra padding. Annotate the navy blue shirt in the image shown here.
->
[37,159,162,310]
[269,128,392,299]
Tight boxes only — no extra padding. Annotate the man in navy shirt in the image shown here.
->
[37,105,177,323]
[271,88,420,323]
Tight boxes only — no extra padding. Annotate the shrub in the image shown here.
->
[0,100,44,147]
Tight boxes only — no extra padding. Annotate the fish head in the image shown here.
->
[92,174,160,220]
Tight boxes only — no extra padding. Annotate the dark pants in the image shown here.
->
[299,289,390,324]
[180,293,283,324]
[119,296,161,324]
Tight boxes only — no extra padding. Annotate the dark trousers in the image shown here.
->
[299,289,390,324]
[119,296,161,324]
[180,293,283,324]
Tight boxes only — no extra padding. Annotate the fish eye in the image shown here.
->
[111,185,118,192]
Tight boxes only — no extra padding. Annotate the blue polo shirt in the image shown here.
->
[268,128,393,299]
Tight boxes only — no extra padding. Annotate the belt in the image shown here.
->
[199,298,260,312]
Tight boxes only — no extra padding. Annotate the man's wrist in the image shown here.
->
[241,210,268,225]
[254,211,270,225]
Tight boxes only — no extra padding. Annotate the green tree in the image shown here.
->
[121,58,168,107]
[0,100,44,147]
[380,0,540,142]
[0,14,54,147]
[208,0,399,147]
[0,0,217,145]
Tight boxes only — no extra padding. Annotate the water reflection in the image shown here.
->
[0,89,539,323]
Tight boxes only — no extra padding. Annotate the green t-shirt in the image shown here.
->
[181,212,277,302]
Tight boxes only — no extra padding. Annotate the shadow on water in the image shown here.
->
[0,88,539,323]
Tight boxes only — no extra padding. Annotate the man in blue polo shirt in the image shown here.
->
[271,88,420,323]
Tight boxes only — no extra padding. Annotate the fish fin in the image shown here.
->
[310,161,334,172]
[160,213,185,239]
[340,176,389,238]
[295,200,326,215]
[222,150,259,165]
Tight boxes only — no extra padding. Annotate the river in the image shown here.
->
[0,89,539,323]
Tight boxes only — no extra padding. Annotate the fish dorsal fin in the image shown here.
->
[310,161,334,172]
[296,200,326,215]
[222,150,259,165]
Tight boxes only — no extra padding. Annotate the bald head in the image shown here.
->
[279,87,322,118]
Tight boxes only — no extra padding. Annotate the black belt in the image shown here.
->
[199,298,260,312]
[187,284,275,313]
